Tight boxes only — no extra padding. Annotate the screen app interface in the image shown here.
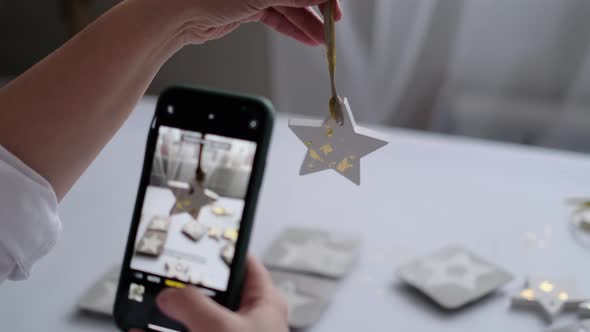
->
[127,125,257,300]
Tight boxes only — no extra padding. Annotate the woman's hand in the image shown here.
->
[0,0,342,199]
[173,0,342,46]
[131,256,289,332]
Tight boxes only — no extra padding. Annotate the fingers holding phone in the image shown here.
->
[156,287,241,332]
[236,256,289,332]
[142,257,288,332]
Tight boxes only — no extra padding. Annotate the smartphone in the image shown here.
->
[114,86,274,332]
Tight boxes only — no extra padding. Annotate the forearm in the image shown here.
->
[0,0,189,200]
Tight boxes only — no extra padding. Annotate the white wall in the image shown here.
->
[0,1,68,76]
[433,0,590,151]
[446,0,590,101]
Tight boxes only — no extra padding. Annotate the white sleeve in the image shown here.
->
[0,145,61,283]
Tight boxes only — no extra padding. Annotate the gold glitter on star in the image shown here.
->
[512,277,589,322]
[289,98,387,185]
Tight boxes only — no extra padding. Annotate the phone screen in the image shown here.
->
[127,125,257,300]
[115,88,273,331]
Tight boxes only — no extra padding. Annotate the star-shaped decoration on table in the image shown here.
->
[419,252,494,291]
[148,216,171,232]
[78,267,121,315]
[208,227,221,241]
[289,98,388,185]
[277,281,315,318]
[512,277,589,322]
[136,232,165,256]
[79,276,118,315]
[182,220,208,242]
[165,258,190,282]
[96,281,117,310]
[170,181,213,219]
[397,247,513,309]
[279,239,351,274]
[211,205,233,217]
[223,228,239,243]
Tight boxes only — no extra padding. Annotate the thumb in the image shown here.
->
[240,256,275,308]
[156,287,236,330]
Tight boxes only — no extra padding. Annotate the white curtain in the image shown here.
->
[270,0,590,152]
[434,0,590,152]
[269,0,440,125]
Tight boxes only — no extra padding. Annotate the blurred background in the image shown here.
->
[2,0,590,152]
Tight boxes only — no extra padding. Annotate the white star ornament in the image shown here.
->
[289,98,388,185]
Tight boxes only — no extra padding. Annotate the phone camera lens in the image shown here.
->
[249,120,258,129]
[167,106,174,115]
[208,113,215,120]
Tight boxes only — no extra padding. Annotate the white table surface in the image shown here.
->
[1,96,590,331]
